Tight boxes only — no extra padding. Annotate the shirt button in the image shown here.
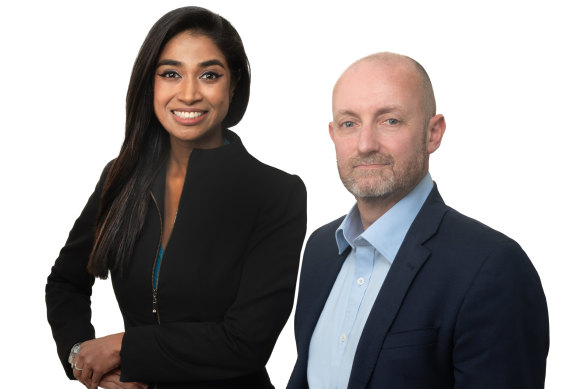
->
[340,334,347,342]
[357,277,365,286]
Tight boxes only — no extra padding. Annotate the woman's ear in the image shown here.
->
[230,70,241,102]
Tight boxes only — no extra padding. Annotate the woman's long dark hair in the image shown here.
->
[87,7,251,278]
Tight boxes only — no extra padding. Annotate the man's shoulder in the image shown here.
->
[424,204,530,271]
[440,206,514,246]
[412,198,538,288]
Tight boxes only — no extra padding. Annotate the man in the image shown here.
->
[287,52,548,389]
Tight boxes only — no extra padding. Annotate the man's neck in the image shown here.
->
[356,195,404,230]
[356,178,426,230]
[356,170,431,230]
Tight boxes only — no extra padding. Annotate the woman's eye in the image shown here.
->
[385,118,399,125]
[201,71,222,80]
[341,121,356,128]
[158,70,180,79]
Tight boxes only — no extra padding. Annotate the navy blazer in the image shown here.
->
[288,184,548,389]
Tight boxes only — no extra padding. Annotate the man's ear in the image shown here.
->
[329,122,334,141]
[427,114,446,154]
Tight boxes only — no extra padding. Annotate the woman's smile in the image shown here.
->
[172,109,208,125]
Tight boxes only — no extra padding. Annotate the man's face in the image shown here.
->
[330,59,437,203]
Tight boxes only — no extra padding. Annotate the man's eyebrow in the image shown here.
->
[335,106,403,118]
[156,59,226,69]
[335,109,358,118]
[375,106,404,116]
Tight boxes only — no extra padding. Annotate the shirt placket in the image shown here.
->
[335,239,375,368]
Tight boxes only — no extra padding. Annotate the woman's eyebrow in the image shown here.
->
[199,59,225,68]
[156,59,181,68]
[155,58,225,69]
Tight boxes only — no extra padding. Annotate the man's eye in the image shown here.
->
[201,71,222,80]
[341,121,355,128]
[158,70,180,79]
[385,118,399,125]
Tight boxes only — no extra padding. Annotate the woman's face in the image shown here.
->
[154,31,233,149]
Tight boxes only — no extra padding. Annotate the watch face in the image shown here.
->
[68,343,81,365]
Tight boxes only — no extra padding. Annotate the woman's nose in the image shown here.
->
[178,78,202,104]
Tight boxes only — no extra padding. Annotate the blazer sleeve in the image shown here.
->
[45,163,111,379]
[453,240,549,389]
[119,175,308,383]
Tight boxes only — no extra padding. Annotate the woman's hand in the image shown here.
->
[72,332,124,389]
[98,368,148,389]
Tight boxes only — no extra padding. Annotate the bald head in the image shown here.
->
[333,52,436,121]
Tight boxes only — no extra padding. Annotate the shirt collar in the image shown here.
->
[335,173,434,262]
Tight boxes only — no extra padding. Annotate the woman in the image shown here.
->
[46,6,307,389]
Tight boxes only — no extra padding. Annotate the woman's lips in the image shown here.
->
[172,110,207,125]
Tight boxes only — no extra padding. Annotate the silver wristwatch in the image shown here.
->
[68,342,82,366]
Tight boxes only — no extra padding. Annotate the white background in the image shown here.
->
[1,0,582,387]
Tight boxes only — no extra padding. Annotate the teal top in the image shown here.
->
[153,246,164,289]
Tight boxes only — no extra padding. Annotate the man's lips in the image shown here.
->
[354,163,390,168]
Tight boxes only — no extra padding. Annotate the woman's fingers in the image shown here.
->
[99,369,148,389]
[73,334,124,388]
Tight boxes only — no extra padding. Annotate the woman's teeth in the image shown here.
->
[173,111,204,119]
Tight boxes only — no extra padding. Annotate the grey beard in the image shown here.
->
[338,151,428,202]
[341,171,398,200]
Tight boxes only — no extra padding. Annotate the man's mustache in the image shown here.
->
[349,154,394,167]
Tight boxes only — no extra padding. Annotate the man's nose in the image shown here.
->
[179,78,202,104]
[357,123,380,154]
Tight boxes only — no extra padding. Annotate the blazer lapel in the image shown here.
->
[149,160,167,218]
[304,246,349,332]
[347,185,448,389]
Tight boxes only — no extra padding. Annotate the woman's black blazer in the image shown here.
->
[46,131,307,388]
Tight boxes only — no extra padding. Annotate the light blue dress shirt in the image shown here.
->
[307,173,434,389]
